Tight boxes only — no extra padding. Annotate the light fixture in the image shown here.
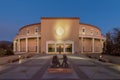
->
[56,27,64,36]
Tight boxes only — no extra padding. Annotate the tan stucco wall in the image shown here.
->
[41,18,80,53]
[94,39,101,52]
[83,38,92,52]
[39,38,41,52]
[79,38,82,52]
[28,38,36,52]
[20,39,26,52]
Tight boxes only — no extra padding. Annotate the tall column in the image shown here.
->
[100,39,102,53]
[18,39,20,52]
[37,37,39,53]
[55,43,57,53]
[13,40,16,52]
[64,43,65,54]
[92,38,95,53]
[26,38,28,52]
[81,37,84,53]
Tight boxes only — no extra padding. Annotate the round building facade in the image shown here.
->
[13,17,105,54]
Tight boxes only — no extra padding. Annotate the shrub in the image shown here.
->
[0,49,14,56]
[6,49,14,55]
[0,49,6,56]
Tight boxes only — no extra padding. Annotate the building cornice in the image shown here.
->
[41,17,80,20]
[80,23,101,31]
[19,23,41,31]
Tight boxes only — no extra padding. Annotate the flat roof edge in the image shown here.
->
[41,17,79,19]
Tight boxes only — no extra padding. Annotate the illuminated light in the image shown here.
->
[56,27,64,36]
[54,21,72,40]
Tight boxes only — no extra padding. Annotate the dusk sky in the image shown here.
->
[0,0,120,41]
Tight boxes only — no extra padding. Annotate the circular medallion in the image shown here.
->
[56,27,64,36]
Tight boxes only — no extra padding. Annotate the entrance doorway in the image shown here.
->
[46,41,74,54]
[56,44,64,54]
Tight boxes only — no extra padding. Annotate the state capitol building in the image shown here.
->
[13,17,105,54]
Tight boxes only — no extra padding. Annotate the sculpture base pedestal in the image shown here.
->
[48,68,72,73]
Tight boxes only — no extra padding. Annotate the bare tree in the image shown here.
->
[112,28,120,55]
[103,28,120,56]
[104,32,113,54]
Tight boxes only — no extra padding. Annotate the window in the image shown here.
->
[91,29,93,35]
[83,29,85,32]
[35,27,38,33]
[65,44,72,52]
[82,27,85,34]
[48,44,55,52]
[27,29,29,34]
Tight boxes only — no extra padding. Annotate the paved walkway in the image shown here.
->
[0,53,34,65]
[0,54,119,80]
[69,54,120,80]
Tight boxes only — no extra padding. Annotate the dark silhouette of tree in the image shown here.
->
[104,32,113,54]
[112,28,120,55]
[103,28,120,56]
[0,41,14,56]
[0,43,8,50]
[102,41,106,54]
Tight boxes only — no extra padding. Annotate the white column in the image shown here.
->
[81,37,84,53]
[18,39,20,52]
[92,38,95,53]
[26,38,28,52]
[13,40,16,52]
[37,37,39,53]
[100,39,102,53]
[64,43,65,53]
[55,43,57,53]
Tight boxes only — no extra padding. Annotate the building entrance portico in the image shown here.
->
[46,41,74,54]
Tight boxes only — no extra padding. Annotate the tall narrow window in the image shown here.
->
[82,27,85,34]
[35,27,38,33]
[83,29,85,32]
[27,29,29,35]
[91,29,93,35]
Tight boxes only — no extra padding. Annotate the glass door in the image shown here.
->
[56,44,64,54]
[65,44,72,53]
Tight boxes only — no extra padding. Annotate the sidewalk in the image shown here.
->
[0,55,52,80]
[68,54,120,80]
[0,53,34,65]
[0,54,119,80]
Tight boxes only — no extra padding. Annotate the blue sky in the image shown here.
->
[0,0,120,41]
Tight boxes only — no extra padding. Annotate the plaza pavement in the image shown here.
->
[0,54,119,80]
